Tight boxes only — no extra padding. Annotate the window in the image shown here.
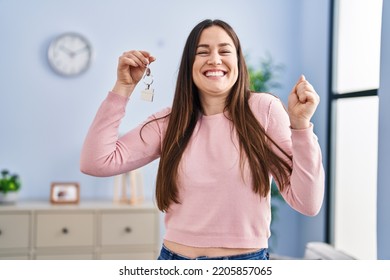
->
[328,0,383,260]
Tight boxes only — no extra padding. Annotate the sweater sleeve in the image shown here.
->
[265,95,325,216]
[80,91,169,177]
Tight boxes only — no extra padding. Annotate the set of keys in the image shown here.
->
[140,64,154,102]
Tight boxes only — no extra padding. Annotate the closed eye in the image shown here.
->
[220,50,231,55]
[196,51,209,56]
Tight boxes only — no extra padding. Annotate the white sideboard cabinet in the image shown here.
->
[0,201,160,260]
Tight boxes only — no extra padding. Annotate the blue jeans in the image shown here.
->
[157,244,269,260]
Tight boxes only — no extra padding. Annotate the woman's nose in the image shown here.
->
[207,52,222,65]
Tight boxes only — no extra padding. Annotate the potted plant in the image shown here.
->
[247,53,284,93]
[0,169,21,204]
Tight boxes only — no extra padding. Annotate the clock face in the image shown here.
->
[47,33,92,76]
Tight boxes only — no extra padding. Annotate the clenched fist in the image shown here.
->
[288,75,320,129]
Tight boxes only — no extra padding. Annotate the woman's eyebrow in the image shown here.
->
[196,43,233,48]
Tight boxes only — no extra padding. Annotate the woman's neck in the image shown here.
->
[200,95,227,116]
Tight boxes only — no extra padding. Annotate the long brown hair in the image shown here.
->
[152,19,292,212]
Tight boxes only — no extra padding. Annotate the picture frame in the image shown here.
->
[50,182,80,204]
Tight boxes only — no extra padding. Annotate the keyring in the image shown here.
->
[141,65,155,102]
[142,66,154,88]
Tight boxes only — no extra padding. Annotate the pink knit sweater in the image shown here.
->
[80,91,324,248]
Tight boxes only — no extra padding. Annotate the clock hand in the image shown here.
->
[59,45,74,56]
[74,46,88,55]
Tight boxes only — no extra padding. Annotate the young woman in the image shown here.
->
[80,19,324,260]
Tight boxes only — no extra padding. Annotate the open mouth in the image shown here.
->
[204,70,226,77]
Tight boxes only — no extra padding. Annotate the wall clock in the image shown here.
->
[47,32,92,77]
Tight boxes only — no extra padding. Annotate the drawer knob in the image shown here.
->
[0,229,2,236]
[62,227,69,234]
[124,227,132,233]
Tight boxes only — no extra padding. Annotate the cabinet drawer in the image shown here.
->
[100,212,156,246]
[0,254,30,260]
[0,213,30,249]
[35,253,94,260]
[100,252,156,260]
[36,212,94,247]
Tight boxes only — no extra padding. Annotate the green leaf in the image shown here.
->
[0,169,21,193]
[247,54,284,93]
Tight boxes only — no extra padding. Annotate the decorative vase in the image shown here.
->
[0,192,19,204]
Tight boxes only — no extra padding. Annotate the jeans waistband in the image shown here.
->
[158,244,269,260]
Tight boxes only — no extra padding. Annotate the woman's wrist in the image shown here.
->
[289,119,310,130]
[111,81,136,98]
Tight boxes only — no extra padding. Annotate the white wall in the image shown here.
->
[0,0,329,257]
